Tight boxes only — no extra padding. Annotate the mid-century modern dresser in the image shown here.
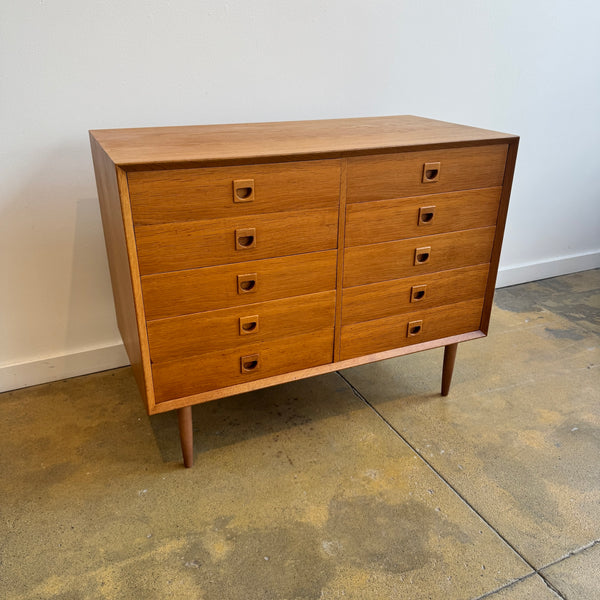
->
[90,116,518,467]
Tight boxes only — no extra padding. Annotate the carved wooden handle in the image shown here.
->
[240,354,260,373]
[418,206,436,225]
[239,315,259,335]
[233,179,255,203]
[235,227,256,250]
[410,284,427,302]
[407,320,423,337]
[422,162,441,183]
[237,273,257,294]
[414,246,431,265]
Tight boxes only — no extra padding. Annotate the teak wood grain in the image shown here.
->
[135,208,338,275]
[345,187,502,247]
[152,328,335,402]
[141,250,338,320]
[91,116,516,170]
[341,264,489,325]
[147,290,336,362]
[128,160,341,225]
[340,298,484,360]
[346,144,507,203]
[343,227,496,288]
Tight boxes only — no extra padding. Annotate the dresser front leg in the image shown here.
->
[178,406,194,468]
[441,343,458,396]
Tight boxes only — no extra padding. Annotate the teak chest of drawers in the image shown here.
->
[90,116,518,467]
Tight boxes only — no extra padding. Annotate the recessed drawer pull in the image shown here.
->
[237,273,257,294]
[414,246,431,265]
[422,162,441,183]
[411,285,427,302]
[240,354,260,373]
[233,179,255,203]
[239,315,259,335]
[235,227,256,250]
[407,320,423,337]
[418,206,436,225]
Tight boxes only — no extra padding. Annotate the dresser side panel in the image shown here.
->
[90,135,155,411]
[480,139,520,333]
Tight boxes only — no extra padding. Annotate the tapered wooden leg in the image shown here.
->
[178,406,194,468]
[441,343,458,397]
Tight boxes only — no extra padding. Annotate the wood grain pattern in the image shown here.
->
[147,290,336,362]
[333,159,348,361]
[91,116,517,170]
[152,328,335,402]
[135,208,338,275]
[90,136,155,411]
[343,227,496,288]
[341,264,489,325]
[345,187,502,246]
[128,160,341,225]
[340,298,484,360]
[142,250,337,320]
[346,145,507,203]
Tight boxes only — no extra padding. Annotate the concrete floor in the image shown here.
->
[1,269,599,599]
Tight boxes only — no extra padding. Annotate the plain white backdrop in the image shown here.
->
[1,0,599,390]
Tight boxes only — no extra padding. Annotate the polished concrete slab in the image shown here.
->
[1,269,598,599]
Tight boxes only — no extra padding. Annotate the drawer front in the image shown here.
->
[147,290,336,362]
[343,227,495,288]
[152,328,334,402]
[142,250,337,320]
[346,145,507,203]
[345,188,501,247]
[340,299,484,360]
[342,264,489,325]
[128,160,341,225]
[136,208,338,275]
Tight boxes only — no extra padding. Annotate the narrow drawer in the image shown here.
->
[342,264,489,325]
[147,290,336,362]
[142,250,337,320]
[345,187,501,247]
[135,208,338,275]
[128,160,341,225]
[340,299,484,360]
[343,227,495,288]
[346,145,507,203]
[152,328,334,402]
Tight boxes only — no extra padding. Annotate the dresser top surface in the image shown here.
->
[90,115,518,169]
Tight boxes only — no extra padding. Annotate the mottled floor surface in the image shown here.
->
[1,269,599,599]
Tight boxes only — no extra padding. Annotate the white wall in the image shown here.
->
[1,0,599,391]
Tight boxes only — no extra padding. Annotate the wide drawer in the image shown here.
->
[345,188,501,247]
[142,250,337,320]
[342,264,489,325]
[147,290,336,362]
[346,145,507,203]
[343,227,495,288]
[135,208,338,275]
[152,328,334,402]
[340,298,484,360]
[128,159,341,225]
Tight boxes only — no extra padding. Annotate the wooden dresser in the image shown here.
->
[90,116,518,467]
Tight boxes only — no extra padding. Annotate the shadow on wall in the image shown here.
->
[0,140,123,383]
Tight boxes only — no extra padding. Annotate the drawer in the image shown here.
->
[346,144,507,203]
[135,208,338,275]
[345,188,501,247]
[128,160,341,225]
[142,250,337,320]
[147,290,336,362]
[152,328,335,402]
[344,227,495,287]
[342,264,489,325]
[340,298,484,360]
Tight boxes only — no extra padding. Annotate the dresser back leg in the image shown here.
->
[441,343,459,396]
[178,406,194,467]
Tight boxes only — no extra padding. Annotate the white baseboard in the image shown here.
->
[496,250,600,288]
[0,343,129,393]
[1,252,598,394]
